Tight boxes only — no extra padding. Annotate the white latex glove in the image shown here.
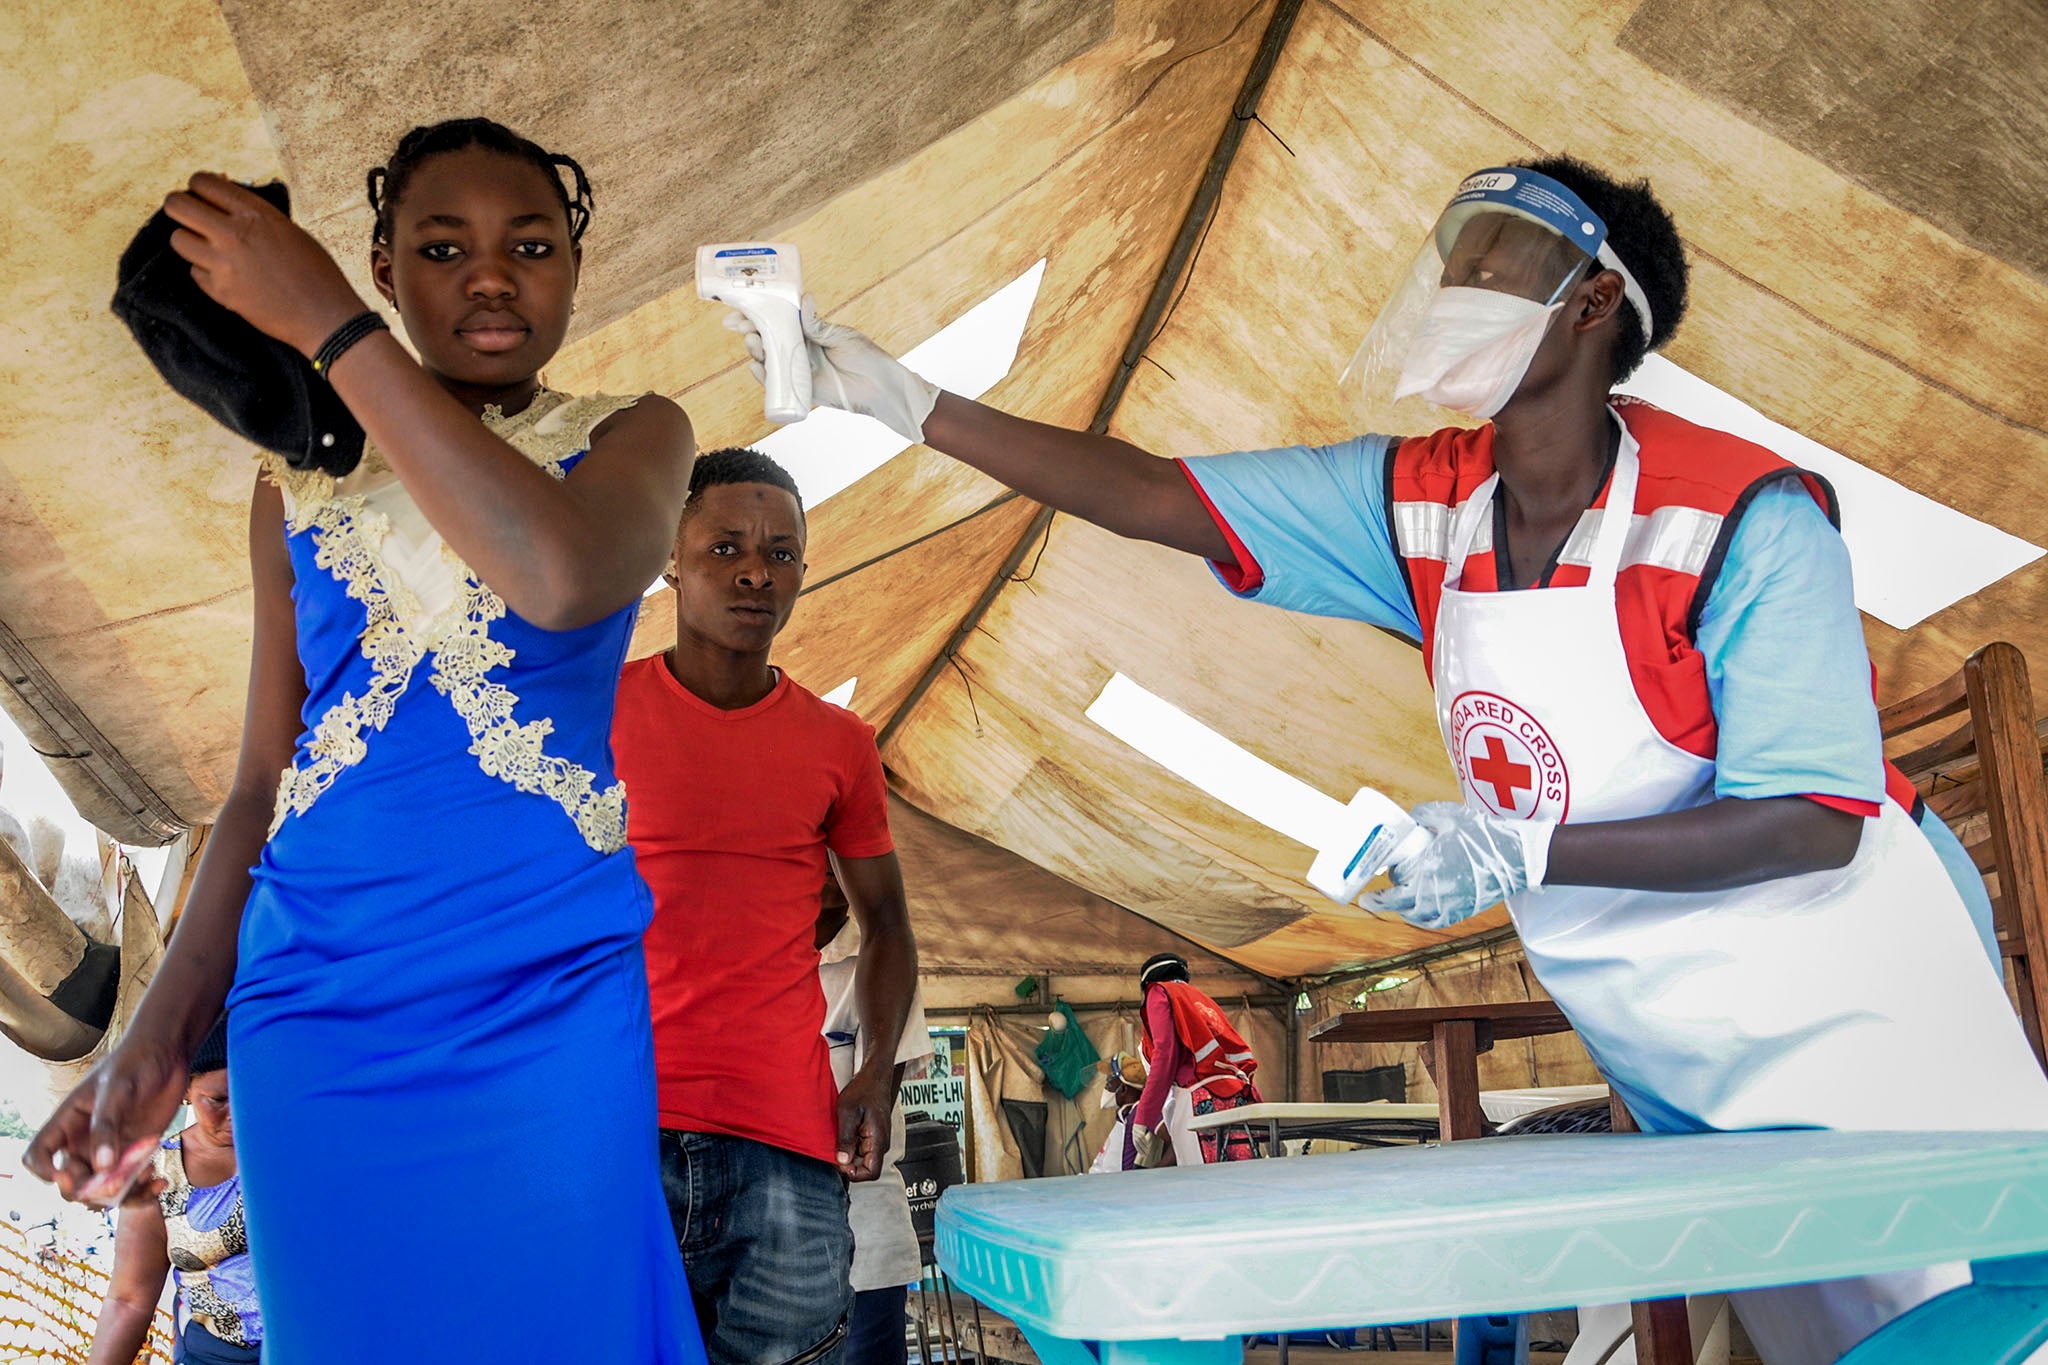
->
[724,295,940,443]
[1359,801,1556,929]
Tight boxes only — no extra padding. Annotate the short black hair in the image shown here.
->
[190,1013,229,1076]
[686,446,804,521]
[368,118,593,248]
[1514,154,1687,383]
[1139,952,1190,988]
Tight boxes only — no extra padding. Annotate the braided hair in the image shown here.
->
[190,1012,229,1076]
[367,118,593,248]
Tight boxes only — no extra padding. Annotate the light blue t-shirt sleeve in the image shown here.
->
[1697,480,1884,804]
[1178,437,1423,640]
[1709,489,2000,964]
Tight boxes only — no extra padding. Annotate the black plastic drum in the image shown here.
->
[898,1115,965,1244]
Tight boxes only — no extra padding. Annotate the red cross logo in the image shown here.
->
[1469,735,1534,812]
[1445,690,1571,822]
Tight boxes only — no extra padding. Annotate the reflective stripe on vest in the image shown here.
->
[1152,981,1259,1086]
[1396,500,1725,578]
[1387,399,1912,807]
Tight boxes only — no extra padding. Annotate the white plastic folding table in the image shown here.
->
[935,1130,2048,1365]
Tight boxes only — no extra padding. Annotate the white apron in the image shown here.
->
[1430,419,2048,1362]
[1095,1079,1241,1171]
[1090,1108,1132,1174]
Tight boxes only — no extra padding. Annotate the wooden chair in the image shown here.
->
[1879,641,2048,1069]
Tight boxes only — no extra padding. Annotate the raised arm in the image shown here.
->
[734,303,1230,563]
[161,174,694,630]
[920,394,1230,560]
[27,477,304,1196]
[318,347,695,629]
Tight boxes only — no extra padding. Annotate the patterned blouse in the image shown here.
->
[155,1137,262,1347]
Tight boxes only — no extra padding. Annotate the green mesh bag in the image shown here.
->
[1035,1001,1101,1099]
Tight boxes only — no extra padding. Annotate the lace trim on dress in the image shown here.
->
[426,555,632,855]
[261,390,641,853]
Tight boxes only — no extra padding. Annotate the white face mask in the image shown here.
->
[1394,287,1562,418]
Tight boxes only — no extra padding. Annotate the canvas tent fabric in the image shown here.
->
[884,792,1272,1007]
[4,0,2044,983]
[966,998,1286,1182]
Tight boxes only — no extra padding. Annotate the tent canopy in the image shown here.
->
[883,793,1274,1007]
[6,0,2043,981]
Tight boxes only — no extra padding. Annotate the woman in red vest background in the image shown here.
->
[1126,952,1261,1169]
[726,155,2048,1364]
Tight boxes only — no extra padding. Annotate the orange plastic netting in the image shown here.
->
[0,1223,172,1364]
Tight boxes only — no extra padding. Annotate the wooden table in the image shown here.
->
[1310,1001,1575,1141]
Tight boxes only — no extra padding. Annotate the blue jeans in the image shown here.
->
[661,1130,853,1365]
[845,1286,908,1365]
[173,1320,261,1365]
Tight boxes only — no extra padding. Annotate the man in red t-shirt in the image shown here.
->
[613,447,919,1365]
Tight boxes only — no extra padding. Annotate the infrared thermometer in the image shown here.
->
[698,242,811,425]
[1306,787,1434,906]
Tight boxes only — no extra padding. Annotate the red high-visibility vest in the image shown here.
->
[1386,398,1918,816]
[1141,981,1259,1096]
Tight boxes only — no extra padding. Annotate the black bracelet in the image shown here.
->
[310,311,389,379]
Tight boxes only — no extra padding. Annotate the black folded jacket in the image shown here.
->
[111,180,365,477]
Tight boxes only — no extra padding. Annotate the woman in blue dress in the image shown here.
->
[29,119,704,1363]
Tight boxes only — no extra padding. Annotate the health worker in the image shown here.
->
[726,155,2048,1362]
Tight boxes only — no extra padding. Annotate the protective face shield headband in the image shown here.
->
[1139,953,1189,988]
[1339,168,1655,422]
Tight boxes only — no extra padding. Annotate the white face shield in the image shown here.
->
[1339,167,1654,423]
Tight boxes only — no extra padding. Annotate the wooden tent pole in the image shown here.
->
[925,992,1294,1020]
[875,0,1306,752]
[0,615,184,845]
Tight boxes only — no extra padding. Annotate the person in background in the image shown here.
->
[87,1015,260,1365]
[816,870,932,1365]
[1128,953,1261,1169]
[1087,1051,1148,1175]
[614,446,920,1365]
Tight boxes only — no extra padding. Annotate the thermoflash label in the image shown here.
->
[1446,689,1570,822]
[713,246,780,281]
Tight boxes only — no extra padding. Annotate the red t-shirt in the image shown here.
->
[613,657,895,1164]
